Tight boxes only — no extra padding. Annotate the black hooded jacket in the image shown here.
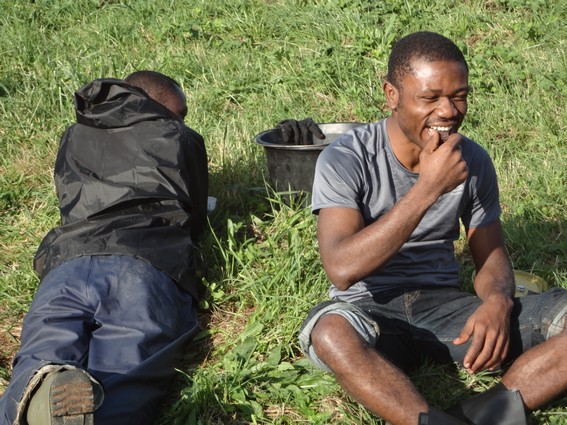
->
[33,78,208,299]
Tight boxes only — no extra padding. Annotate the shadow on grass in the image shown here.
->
[157,309,215,425]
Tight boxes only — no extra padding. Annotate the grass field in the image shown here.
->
[1,0,566,423]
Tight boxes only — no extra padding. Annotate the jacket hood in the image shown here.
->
[74,78,177,128]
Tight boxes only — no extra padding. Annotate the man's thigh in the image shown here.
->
[298,291,439,372]
[15,258,96,366]
[87,255,199,425]
[395,287,567,368]
[87,255,197,372]
[299,287,567,373]
[298,291,457,372]
[351,289,479,370]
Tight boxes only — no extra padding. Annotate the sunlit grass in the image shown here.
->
[1,0,565,423]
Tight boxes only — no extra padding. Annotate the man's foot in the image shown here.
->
[445,383,527,425]
[26,369,103,425]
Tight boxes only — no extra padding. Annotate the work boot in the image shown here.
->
[418,408,469,424]
[26,369,104,425]
[445,383,527,425]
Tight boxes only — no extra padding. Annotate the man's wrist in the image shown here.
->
[409,179,441,208]
[485,292,514,312]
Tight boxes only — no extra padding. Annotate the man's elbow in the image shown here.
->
[325,266,357,291]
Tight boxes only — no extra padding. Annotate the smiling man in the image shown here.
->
[297,31,567,425]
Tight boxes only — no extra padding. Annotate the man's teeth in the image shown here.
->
[430,126,451,132]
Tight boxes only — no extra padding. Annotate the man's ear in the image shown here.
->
[383,81,399,110]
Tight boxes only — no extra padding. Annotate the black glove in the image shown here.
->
[277,118,325,145]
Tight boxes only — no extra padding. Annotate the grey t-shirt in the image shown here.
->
[312,119,501,302]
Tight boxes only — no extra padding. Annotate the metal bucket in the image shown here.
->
[255,122,364,194]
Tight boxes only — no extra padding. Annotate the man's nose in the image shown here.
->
[436,97,458,118]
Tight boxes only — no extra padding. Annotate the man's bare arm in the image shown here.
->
[469,220,515,301]
[318,132,467,290]
[453,220,515,372]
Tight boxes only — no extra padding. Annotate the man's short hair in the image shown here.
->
[125,70,182,107]
[387,31,468,88]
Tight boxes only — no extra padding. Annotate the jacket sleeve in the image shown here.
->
[182,126,209,243]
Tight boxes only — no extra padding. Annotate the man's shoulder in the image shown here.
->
[337,119,386,142]
[323,120,388,157]
[460,136,493,164]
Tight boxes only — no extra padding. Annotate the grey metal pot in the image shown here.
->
[255,122,365,195]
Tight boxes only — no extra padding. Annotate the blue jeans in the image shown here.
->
[0,255,199,425]
[299,287,567,373]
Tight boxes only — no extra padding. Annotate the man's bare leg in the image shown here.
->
[502,328,567,410]
[311,314,428,425]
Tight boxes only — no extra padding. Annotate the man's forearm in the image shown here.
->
[474,251,515,302]
[322,180,439,290]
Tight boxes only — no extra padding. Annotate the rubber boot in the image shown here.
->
[418,408,469,424]
[26,369,104,425]
[445,383,527,425]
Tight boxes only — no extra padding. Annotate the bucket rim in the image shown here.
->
[254,122,365,150]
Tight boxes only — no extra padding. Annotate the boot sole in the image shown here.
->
[50,370,95,425]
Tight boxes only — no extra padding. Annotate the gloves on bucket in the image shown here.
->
[277,118,325,145]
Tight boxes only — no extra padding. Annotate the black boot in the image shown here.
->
[418,408,469,424]
[445,383,527,425]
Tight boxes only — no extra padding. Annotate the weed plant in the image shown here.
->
[1,0,565,423]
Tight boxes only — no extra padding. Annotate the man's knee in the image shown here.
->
[311,313,372,360]
[312,314,351,349]
[299,301,379,372]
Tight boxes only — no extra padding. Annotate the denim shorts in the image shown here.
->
[299,287,567,372]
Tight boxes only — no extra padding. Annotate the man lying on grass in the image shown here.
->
[0,70,208,425]
[288,31,567,425]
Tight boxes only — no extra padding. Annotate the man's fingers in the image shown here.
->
[463,335,484,371]
[485,334,510,371]
[468,336,497,372]
[453,330,470,346]
[463,327,510,373]
[425,128,442,152]
[453,318,474,345]
[454,320,482,371]
[444,132,463,150]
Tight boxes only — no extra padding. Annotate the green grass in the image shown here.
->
[1,0,566,423]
